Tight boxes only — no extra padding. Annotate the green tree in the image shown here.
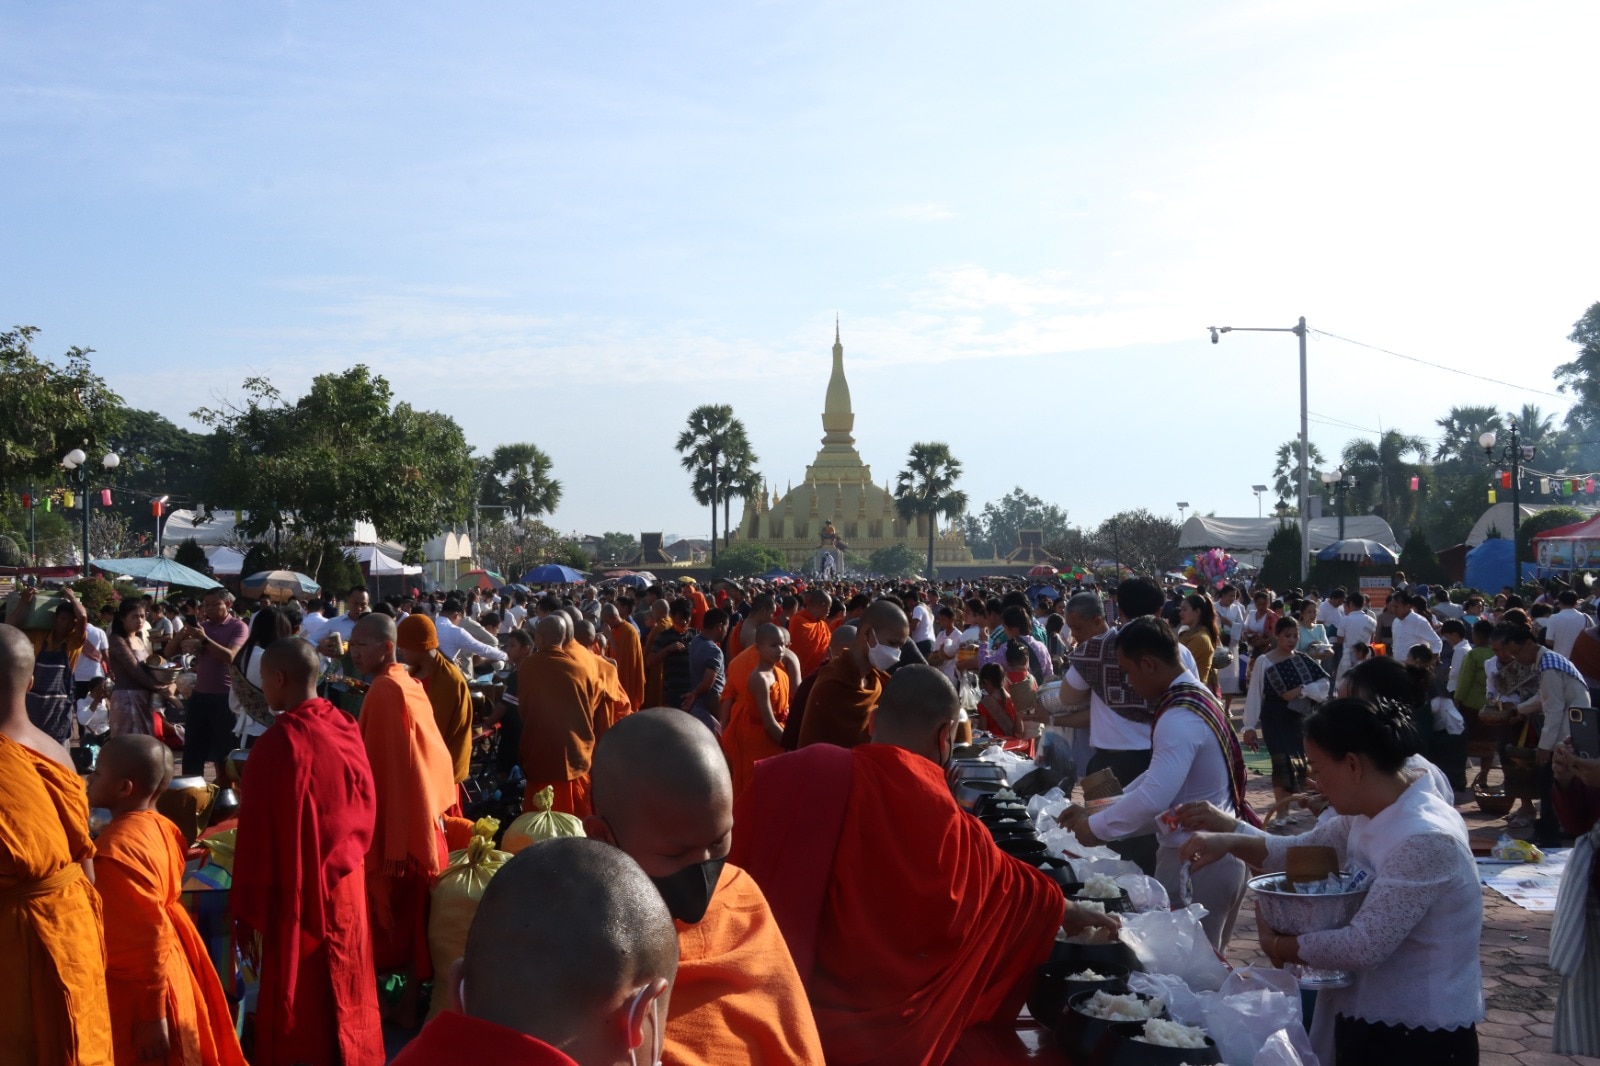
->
[971,487,1070,560]
[1433,405,1503,464]
[1396,529,1447,585]
[675,404,743,567]
[0,534,22,567]
[1090,509,1181,576]
[1516,506,1586,566]
[1555,301,1600,410]
[172,538,213,577]
[869,544,922,578]
[1272,439,1326,504]
[688,423,760,549]
[0,326,124,492]
[1341,430,1430,531]
[894,442,967,581]
[1259,523,1304,590]
[596,531,641,563]
[106,408,208,512]
[715,542,787,579]
[474,519,571,576]
[70,576,119,617]
[485,443,563,520]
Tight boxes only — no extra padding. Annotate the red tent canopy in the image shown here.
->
[1531,514,1600,542]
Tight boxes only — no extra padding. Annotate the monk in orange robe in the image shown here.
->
[797,600,908,749]
[519,615,605,816]
[786,590,833,679]
[395,615,476,783]
[349,614,456,1001]
[233,638,384,1066]
[687,583,709,630]
[572,619,632,739]
[87,736,246,1066]
[586,709,825,1066]
[602,603,646,712]
[720,624,789,799]
[733,665,1116,1065]
[0,623,111,1066]
[727,594,775,664]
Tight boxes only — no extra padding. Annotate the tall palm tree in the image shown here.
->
[894,442,968,581]
[1341,430,1430,531]
[1433,405,1502,464]
[1510,404,1554,444]
[675,404,739,565]
[1272,439,1326,503]
[490,443,562,519]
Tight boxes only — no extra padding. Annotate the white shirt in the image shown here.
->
[436,616,506,670]
[73,624,108,683]
[1064,636,1198,752]
[1542,608,1589,659]
[1446,641,1465,694]
[910,603,934,644]
[1391,611,1442,657]
[932,626,962,682]
[1215,601,1246,648]
[298,612,329,643]
[1315,599,1344,631]
[1087,672,1233,849]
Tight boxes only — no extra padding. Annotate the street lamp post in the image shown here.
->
[1252,484,1269,519]
[61,447,120,578]
[153,495,170,560]
[1319,467,1357,541]
[1177,501,1190,524]
[1480,422,1534,592]
[1211,318,1310,581]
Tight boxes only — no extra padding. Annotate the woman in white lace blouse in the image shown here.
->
[1189,696,1483,1065]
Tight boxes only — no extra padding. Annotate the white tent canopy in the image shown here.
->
[423,531,472,562]
[160,509,381,552]
[343,545,423,576]
[1179,515,1398,553]
[1463,502,1598,548]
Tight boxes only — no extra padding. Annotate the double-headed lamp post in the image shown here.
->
[1319,466,1357,541]
[61,447,120,578]
[1480,422,1534,592]
[1211,318,1310,581]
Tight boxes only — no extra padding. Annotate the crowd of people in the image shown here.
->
[1,565,1598,1065]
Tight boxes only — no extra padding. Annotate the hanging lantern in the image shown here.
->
[1540,477,1551,494]
[1488,489,1498,503]
[61,490,74,508]
[42,496,51,512]
[1588,478,1596,495]
[1500,470,1512,489]
[100,489,112,506]
[20,493,30,510]
[1409,476,1420,491]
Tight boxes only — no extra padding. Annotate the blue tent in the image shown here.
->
[1463,538,1538,591]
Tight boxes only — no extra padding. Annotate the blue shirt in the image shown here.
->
[687,635,725,728]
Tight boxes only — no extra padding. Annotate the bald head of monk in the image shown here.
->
[563,606,583,639]
[87,734,173,812]
[832,624,856,656]
[803,589,830,615]
[574,619,598,648]
[601,603,622,627]
[0,623,37,709]
[747,594,775,624]
[349,612,398,676]
[534,614,568,652]
[586,708,733,925]
[260,636,324,711]
[851,600,910,674]
[870,664,961,766]
[754,622,786,667]
[459,837,678,1065]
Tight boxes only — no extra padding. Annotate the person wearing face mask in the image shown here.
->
[585,709,825,1066]
[393,836,679,1066]
[797,600,909,749]
[732,665,1120,1065]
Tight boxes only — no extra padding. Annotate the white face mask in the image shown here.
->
[865,630,902,672]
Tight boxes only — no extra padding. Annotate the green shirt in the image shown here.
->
[1454,644,1494,710]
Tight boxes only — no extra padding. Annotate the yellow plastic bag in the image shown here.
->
[426,817,510,1020]
[501,785,586,854]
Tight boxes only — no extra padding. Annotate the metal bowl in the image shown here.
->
[1248,872,1369,936]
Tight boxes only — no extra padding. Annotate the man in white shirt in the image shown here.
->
[1391,592,1442,657]
[929,606,963,683]
[1542,590,1589,659]
[1334,594,1378,687]
[313,587,370,655]
[906,589,935,656]
[1315,588,1345,634]
[73,619,108,699]
[436,598,507,674]
[1058,617,1249,950]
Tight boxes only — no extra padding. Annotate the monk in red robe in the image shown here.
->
[587,709,825,1065]
[392,837,678,1066]
[786,590,833,679]
[519,615,605,816]
[88,735,247,1066]
[602,604,646,713]
[733,665,1117,1065]
[234,637,384,1066]
[396,614,476,783]
[720,624,790,799]
[797,600,908,749]
[0,623,111,1066]
[349,614,457,1011]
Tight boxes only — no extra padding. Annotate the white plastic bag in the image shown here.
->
[1116,873,1170,913]
[1126,971,1211,1027]
[1026,786,1067,821]
[1119,904,1231,991]
[1254,1028,1319,1066]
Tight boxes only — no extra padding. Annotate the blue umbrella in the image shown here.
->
[93,557,222,589]
[1315,538,1400,565]
[521,564,587,584]
[761,568,799,580]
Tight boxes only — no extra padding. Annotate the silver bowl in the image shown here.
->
[1249,872,1369,988]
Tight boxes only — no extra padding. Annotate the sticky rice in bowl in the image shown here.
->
[1099,1019,1222,1065]
[1056,989,1167,1061]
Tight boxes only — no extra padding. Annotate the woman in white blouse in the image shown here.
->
[1188,696,1483,1065]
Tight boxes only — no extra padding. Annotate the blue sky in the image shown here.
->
[6,1,1599,542]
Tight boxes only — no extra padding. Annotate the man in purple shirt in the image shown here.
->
[166,587,249,777]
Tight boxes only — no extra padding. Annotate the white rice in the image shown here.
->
[1079,991,1164,1021]
[1065,969,1108,981]
[1081,873,1121,899]
[1135,1017,1209,1048]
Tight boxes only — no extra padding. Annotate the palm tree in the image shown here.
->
[1433,405,1502,464]
[489,443,562,520]
[675,404,740,566]
[1271,439,1326,504]
[894,442,968,581]
[1341,430,1430,530]
[1510,404,1554,444]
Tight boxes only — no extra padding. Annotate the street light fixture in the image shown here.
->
[62,447,120,577]
[1251,485,1269,518]
[1319,466,1358,541]
[1176,502,1190,523]
[1211,318,1311,580]
[1480,423,1536,591]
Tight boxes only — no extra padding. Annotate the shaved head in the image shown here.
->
[804,590,830,611]
[862,599,909,635]
[0,624,36,698]
[262,636,320,685]
[349,612,398,674]
[574,619,597,647]
[97,735,173,798]
[534,614,567,650]
[831,624,857,654]
[463,837,678,1046]
[601,604,621,625]
[353,612,396,644]
[871,664,960,754]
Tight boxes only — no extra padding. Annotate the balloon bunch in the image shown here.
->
[1186,548,1239,590]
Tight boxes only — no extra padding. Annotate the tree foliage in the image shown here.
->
[964,486,1070,560]
[715,542,787,579]
[869,544,922,578]
[1259,523,1304,590]
[481,443,562,520]
[1272,440,1326,504]
[894,441,967,580]
[474,518,572,576]
[1089,509,1181,576]
[106,408,208,513]
[1341,430,1430,532]
[595,532,641,562]
[0,326,124,491]
[172,538,213,577]
[1516,506,1587,566]
[675,404,750,564]
[1396,529,1447,585]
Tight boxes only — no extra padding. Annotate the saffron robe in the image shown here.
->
[518,644,604,815]
[359,665,456,975]
[0,730,111,1066]
[720,663,788,800]
[233,696,384,1066]
[576,644,632,740]
[732,743,1065,1066]
[795,653,884,750]
[607,620,646,713]
[392,1009,580,1066]
[663,863,825,1066]
[97,810,247,1066]
[786,610,831,679]
[420,651,475,783]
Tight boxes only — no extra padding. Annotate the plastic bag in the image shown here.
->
[978,745,1035,783]
[426,818,510,1020]
[1026,786,1067,822]
[1491,834,1543,863]
[502,786,587,853]
[1119,904,1231,991]
[1254,1028,1318,1066]
[1127,971,1210,1026]
[1116,873,1169,913]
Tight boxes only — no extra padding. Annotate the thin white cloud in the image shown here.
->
[887,202,955,222]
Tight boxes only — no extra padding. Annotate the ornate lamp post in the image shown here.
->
[1480,422,1534,592]
[1320,466,1357,541]
[61,447,120,578]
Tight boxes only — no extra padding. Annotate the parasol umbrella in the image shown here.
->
[1315,538,1400,565]
[522,564,587,585]
[93,557,222,589]
[761,568,799,581]
[241,570,321,602]
[1028,564,1059,577]
[677,575,698,584]
[614,573,653,588]
[455,569,505,592]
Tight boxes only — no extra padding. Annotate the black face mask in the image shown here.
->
[650,856,727,925]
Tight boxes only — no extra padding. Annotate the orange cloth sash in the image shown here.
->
[786,611,831,679]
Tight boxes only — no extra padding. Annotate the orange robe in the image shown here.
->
[97,810,246,1066]
[518,645,604,816]
[786,610,831,679]
[641,621,668,709]
[663,863,825,1066]
[421,651,474,783]
[688,588,709,630]
[575,644,631,740]
[0,731,111,1066]
[607,621,646,713]
[732,744,1065,1066]
[720,662,788,800]
[359,664,457,976]
[795,653,884,750]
